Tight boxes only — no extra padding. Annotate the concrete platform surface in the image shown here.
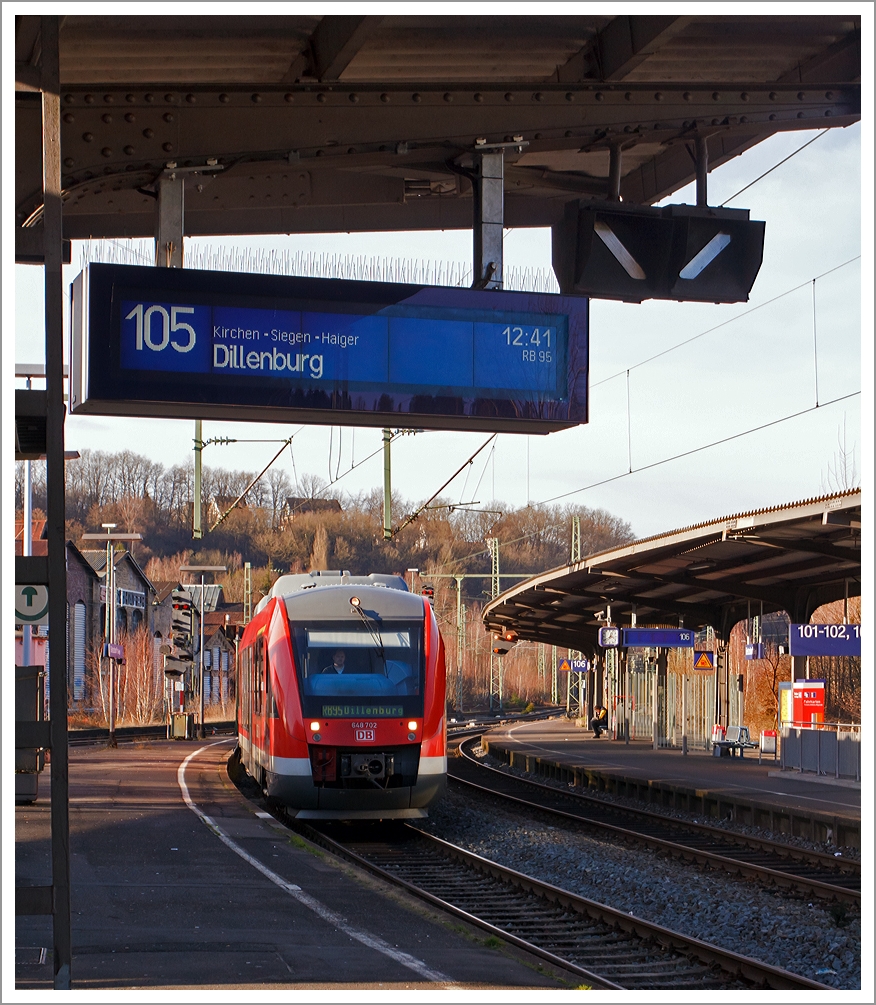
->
[15,739,574,992]
[482,720,860,841]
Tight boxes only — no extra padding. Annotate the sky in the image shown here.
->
[11,112,871,544]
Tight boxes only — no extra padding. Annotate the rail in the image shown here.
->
[450,736,859,903]
[291,819,830,991]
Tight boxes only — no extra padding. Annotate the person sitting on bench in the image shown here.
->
[590,705,608,738]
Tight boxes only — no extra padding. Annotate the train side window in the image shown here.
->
[255,636,264,716]
[265,640,278,718]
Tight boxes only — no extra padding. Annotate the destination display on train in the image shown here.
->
[70,264,589,434]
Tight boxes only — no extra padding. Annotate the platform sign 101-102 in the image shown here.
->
[788,623,861,658]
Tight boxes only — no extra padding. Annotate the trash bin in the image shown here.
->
[759,729,777,763]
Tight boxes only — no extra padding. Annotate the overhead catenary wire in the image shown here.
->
[591,255,860,390]
[392,435,498,538]
[719,130,829,207]
[432,389,861,571]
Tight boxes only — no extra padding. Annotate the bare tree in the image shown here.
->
[823,415,860,493]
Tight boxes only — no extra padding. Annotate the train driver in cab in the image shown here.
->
[321,649,348,674]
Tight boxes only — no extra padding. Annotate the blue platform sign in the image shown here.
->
[70,263,589,434]
[745,642,765,660]
[622,628,695,648]
[570,659,590,672]
[789,624,861,657]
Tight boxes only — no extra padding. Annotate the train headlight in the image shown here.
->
[407,733,417,741]
[310,721,320,731]
[407,721,418,731]
[350,596,361,607]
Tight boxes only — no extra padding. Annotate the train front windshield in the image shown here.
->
[292,621,425,719]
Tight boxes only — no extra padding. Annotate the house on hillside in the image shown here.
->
[207,494,250,526]
[15,517,48,556]
[281,496,342,527]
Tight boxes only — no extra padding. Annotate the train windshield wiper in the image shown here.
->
[350,598,386,668]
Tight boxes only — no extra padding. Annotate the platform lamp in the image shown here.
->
[180,565,226,739]
[81,525,142,747]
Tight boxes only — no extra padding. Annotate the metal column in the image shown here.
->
[472,145,504,289]
[487,537,501,710]
[550,645,558,704]
[696,136,709,207]
[455,576,465,713]
[15,16,74,988]
[570,515,581,563]
[154,169,200,540]
[382,428,392,540]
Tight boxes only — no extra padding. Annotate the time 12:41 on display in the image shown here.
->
[504,326,553,347]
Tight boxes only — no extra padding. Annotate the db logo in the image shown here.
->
[355,729,375,742]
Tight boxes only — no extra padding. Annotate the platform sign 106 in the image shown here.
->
[788,623,861,658]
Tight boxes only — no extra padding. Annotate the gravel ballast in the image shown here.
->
[418,785,861,990]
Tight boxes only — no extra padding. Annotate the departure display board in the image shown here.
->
[622,628,696,648]
[70,263,589,433]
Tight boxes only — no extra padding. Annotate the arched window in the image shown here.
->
[73,602,87,701]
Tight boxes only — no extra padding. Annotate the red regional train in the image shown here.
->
[236,571,447,819]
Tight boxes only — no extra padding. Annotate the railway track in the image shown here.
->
[294,819,829,991]
[67,722,236,746]
[450,736,860,904]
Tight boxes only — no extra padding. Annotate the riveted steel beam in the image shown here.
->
[15,81,859,235]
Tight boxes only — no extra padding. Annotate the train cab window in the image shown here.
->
[291,621,425,719]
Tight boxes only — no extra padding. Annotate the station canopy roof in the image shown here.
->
[15,13,861,239]
[482,490,861,651]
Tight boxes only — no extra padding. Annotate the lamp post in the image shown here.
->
[81,526,142,746]
[180,565,226,738]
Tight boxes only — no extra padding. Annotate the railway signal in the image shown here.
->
[171,588,193,656]
[163,658,188,677]
[492,629,518,655]
[552,200,765,304]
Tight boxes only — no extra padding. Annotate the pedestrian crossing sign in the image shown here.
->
[694,651,715,670]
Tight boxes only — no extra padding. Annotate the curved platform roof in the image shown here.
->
[482,490,861,650]
[15,13,861,238]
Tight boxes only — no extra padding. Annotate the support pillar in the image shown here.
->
[155,173,184,267]
[696,136,709,208]
[550,645,558,704]
[791,655,809,681]
[455,576,465,713]
[608,143,623,201]
[472,146,504,289]
[154,171,200,538]
[41,15,72,988]
[382,428,392,540]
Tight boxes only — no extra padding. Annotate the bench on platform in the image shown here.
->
[712,726,759,757]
